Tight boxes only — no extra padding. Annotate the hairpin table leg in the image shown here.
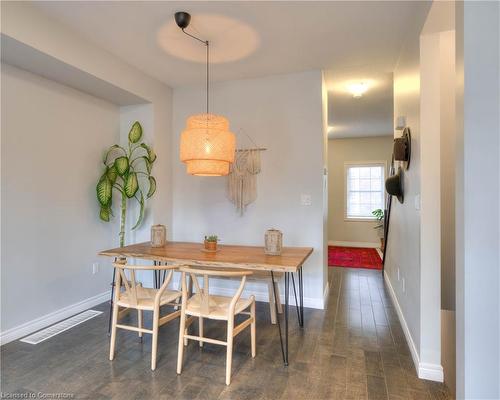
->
[270,271,286,365]
[107,266,116,336]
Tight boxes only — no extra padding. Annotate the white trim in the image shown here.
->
[169,276,325,310]
[206,286,325,310]
[384,274,444,382]
[418,363,445,382]
[344,217,378,222]
[328,240,380,248]
[344,161,387,220]
[0,291,110,346]
[322,281,330,309]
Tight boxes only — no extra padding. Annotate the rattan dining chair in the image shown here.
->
[176,266,256,385]
[208,271,283,324]
[109,261,182,370]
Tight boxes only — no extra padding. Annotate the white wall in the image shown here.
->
[0,3,173,343]
[419,0,456,387]
[1,64,119,331]
[456,2,500,399]
[321,73,329,294]
[385,7,424,375]
[385,0,456,383]
[171,70,327,308]
[435,29,456,396]
[0,2,173,233]
[439,30,456,313]
[328,136,393,245]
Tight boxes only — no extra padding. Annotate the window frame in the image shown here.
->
[344,161,387,222]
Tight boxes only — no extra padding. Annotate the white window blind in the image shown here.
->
[345,163,385,219]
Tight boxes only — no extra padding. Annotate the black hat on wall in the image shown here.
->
[393,127,411,169]
[385,167,404,203]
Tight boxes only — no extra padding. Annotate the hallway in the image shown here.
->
[1,268,451,399]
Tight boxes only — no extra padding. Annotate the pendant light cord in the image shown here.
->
[181,28,210,115]
[206,40,209,115]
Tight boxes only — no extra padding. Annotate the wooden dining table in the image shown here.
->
[99,241,313,366]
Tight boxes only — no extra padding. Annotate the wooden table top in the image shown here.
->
[99,241,313,272]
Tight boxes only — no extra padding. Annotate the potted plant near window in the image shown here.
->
[204,235,218,252]
[372,208,385,251]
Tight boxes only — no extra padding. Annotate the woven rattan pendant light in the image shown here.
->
[176,12,235,176]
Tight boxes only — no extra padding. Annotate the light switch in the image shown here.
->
[414,194,421,210]
[396,116,406,130]
[301,194,312,206]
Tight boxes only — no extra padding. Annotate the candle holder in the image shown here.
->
[265,229,283,255]
[151,225,167,247]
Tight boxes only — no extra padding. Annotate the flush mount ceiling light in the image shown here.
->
[347,82,369,98]
[176,11,236,176]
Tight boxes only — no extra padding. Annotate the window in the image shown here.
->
[345,162,385,220]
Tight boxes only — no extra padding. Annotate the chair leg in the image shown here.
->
[138,310,143,339]
[274,281,283,314]
[199,317,204,348]
[251,301,256,358]
[226,318,234,385]
[177,309,187,375]
[151,308,159,371]
[268,281,277,324]
[109,302,119,361]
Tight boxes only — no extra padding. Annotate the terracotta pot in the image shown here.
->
[204,240,217,251]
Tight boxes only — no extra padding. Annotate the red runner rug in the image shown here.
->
[328,246,382,270]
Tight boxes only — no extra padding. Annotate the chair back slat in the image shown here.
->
[190,273,202,293]
[180,266,252,317]
[113,260,180,307]
[117,268,138,306]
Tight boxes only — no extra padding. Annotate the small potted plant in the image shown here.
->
[204,235,218,252]
[372,208,385,251]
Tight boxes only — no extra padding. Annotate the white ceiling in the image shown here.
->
[31,1,428,138]
[33,1,429,87]
[324,69,394,139]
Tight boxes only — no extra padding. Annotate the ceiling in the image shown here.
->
[31,1,428,138]
[33,1,428,87]
[324,69,394,139]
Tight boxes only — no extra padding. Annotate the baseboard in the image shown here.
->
[383,274,444,382]
[418,363,445,382]
[383,273,420,369]
[322,281,330,309]
[170,276,325,310]
[328,240,380,248]
[208,286,325,310]
[0,290,111,346]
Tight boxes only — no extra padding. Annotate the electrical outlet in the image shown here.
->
[92,262,99,275]
[402,277,405,293]
[301,194,312,206]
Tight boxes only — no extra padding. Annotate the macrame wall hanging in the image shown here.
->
[227,130,266,215]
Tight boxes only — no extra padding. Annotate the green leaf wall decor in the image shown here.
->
[128,121,143,143]
[147,176,156,198]
[95,121,157,247]
[124,172,138,198]
[115,157,129,175]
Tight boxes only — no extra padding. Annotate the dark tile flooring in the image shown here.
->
[1,267,452,399]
